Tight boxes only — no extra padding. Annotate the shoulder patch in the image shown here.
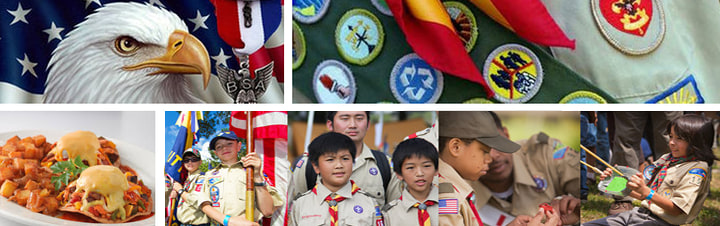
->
[371,0,393,16]
[438,199,459,214]
[292,0,331,24]
[646,75,704,104]
[335,9,384,65]
[591,0,665,55]
[444,1,478,52]
[688,167,707,185]
[313,60,356,103]
[292,21,306,70]
[483,44,543,103]
[295,158,305,169]
[559,91,608,104]
[390,53,444,103]
[643,164,656,181]
[439,183,455,194]
[553,147,568,160]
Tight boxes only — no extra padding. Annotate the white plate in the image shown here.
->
[0,130,155,226]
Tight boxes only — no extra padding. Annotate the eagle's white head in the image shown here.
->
[44,2,210,103]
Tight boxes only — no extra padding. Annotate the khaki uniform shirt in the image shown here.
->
[290,143,402,206]
[288,181,382,226]
[641,154,711,225]
[438,158,482,226]
[473,132,580,220]
[383,186,439,226]
[177,170,209,224]
[194,161,284,225]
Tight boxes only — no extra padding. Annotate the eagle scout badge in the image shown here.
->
[293,0,331,24]
[591,0,665,55]
[533,176,547,192]
[390,53,443,103]
[371,0,393,16]
[354,205,364,214]
[646,75,704,104]
[444,1,478,52]
[483,44,543,103]
[292,21,306,70]
[313,60,356,103]
[335,9,384,65]
[559,91,607,104]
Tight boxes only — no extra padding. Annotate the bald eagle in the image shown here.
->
[44,2,210,103]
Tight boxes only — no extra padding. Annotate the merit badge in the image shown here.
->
[438,199,459,214]
[371,0,393,16]
[483,44,543,103]
[463,98,494,104]
[313,60,356,103]
[354,205,364,214]
[591,0,665,55]
[642,164,656,181]
[533,176,547,192]
[390,53,444,103]
[369,167,379,176]
[646,75,704,104]
[444,1,478,52]
[293,0,331,24]
[559,91,608,104]
[336,9,384,65]
[292,21,306,70]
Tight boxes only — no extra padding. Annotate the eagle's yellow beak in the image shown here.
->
[124,30,211,89]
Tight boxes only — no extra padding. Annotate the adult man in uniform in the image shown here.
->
[471,112,580,225]
[192,131,284,226]
[290,111,403,206]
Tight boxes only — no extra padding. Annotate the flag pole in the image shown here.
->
[246,111,255,221]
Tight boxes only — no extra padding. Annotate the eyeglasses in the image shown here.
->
[182,158,201,163]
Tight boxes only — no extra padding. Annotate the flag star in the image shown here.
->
[84,0,102,9]
[16,54,38,78]
[189,10,209,32]
[147,0,166,7]
[212,49,232,67]
[43,22,65,43]
[7,3,31,25]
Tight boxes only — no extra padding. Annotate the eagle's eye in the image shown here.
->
[114,36,142,55]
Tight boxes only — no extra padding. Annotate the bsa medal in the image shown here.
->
[591,0,665,55]
[646,75,704,104]
[559,91,608,104]
[293,0,331,24]
[371,0,393,16]
[390,53,443,103]
[336,9,384,65]
[292,21,306,70]
[313,60,356,103]
[483,44,543,103]
[444,1,478,52]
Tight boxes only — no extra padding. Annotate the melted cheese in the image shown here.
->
[51,131,101,166]
[77,165,129,218]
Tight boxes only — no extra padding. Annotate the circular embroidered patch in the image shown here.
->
[293,0,331,24]
[313,60,356,103]
[483,44,543,103]
[642,164,656,181]
[292,21,306,70]
[210,186,220,202]
[353,205,364,214]
[390,53,443,103]
[369,167,378,176]
[444,1,478,52]
[591,0,665,55]
[371,0,393,16]
[335,9,384,65]
[559,91,607,104]
[463,98,494,104]
[533,176,547,192]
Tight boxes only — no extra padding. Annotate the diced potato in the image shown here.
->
[24,163,39,178]
[9,151,23,159]
[1,180,19,198]
[20,137,33,145]
[2,144,16,156]
[26,189,44,212]
[23,143,38,160]
[0,167,16,181]
[13,158,26,170]
[43,197,58,215]
[13,189,31,206]
[32,135,45,148]
[24,180,39,190]
[39,188,49,197]
[5,136,20,146]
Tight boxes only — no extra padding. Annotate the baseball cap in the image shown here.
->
[438,111,520,153]
[183,148,201,159]
[209,131,240,151]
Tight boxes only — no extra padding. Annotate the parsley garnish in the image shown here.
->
[50,156,89,190]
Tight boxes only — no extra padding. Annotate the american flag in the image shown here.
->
[0,0,281,103]
[438,198,459,214]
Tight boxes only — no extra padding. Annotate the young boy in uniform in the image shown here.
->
[383,138,439,226]
[288,132,383,226]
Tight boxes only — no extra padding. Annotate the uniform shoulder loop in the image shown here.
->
[439,183,454,194]
[294,189,313,201]
[536,132,549,144]
[383,199,400,211]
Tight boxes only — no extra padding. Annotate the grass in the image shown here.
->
[581,147,720,225]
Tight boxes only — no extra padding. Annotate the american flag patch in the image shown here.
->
[438,199,459,214]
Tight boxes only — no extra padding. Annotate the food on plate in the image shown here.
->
[41,131,115,167]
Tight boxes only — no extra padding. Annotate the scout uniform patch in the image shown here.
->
[390,53,443,103]
[688,167,706,185]
[553,147,568,160]
[313,60,356,103]
[292,21,306,70]
[532,176,547,192]
[210,185,220,207]
[559,90,607,103]
[483,44,543,103]
[643,164,656,181]
[369,167,379,176]
[335,9,384,65]
[371,0,392,16]
[444,1,478,52]
[438,199,459,214]
[646,75,704,104]
[293,0,331,24]
[195,179,204,192]
[591,0,665,55]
